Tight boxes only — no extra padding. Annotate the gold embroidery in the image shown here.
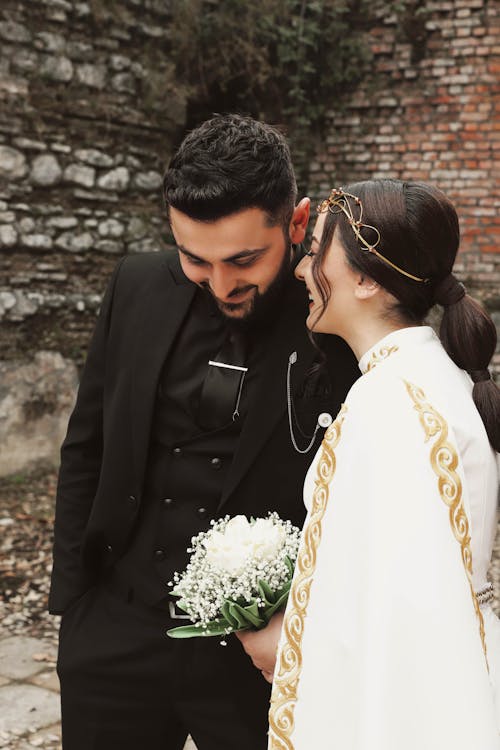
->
[268,405,348,750]
[365,345,399,372]
[404,380,488,668]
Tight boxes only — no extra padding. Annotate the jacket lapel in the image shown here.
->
[130,256,196,488]
[219,276,316,508]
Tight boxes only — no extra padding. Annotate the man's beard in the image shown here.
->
[201,246,293,332]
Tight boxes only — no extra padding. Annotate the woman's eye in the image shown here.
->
[305,250,316,258]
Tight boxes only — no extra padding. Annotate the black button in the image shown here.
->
[160,497,175,509]
[106,544,113,553]
[210,457,222,470]
[128,495,137,506]
[172,447,182,457]
[154,548,166,561]
[196,507,209,519]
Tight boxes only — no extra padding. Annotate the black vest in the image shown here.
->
[112,289,258,604]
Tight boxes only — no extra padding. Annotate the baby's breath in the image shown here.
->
[169,512,301,627]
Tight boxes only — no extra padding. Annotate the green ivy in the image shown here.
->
[169,0,376,184]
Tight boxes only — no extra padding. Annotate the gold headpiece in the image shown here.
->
[317,188,429,283]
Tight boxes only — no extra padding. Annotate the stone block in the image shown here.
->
[133,170,162,192]
[98,218,124,237]
[95,239,123,254]
[29,670,60,694]
[30,155,62,187]
[76,63,106,89]
[54,231,93,252]
[0,637,56,680]
[20,234,53,250]
[111,72,136,94]
[35,32,66,53]
[0,684,60,734]
[63,163,96,188]
[0,225,17,247]
[0,351,78,476]
[46,216,78,229]
[0,22,31,43]
[0,147,27,180]
[66,40,94,60]
[74,149,113,168]
[40,55,73,82]
[97,167,130,192]
[1,291,38,321]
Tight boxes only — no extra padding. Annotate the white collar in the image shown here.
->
[358,326,437,374]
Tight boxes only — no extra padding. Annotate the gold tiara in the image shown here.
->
[317,188,429,283]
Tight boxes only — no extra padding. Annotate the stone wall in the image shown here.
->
[0,0,183,367]
[309,0,500,372]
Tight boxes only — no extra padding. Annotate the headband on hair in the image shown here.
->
[432,274,466,307]
[317,188,429,283]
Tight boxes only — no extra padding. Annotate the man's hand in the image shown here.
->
[235,611,284,683]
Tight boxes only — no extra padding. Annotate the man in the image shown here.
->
[49,114,359,750]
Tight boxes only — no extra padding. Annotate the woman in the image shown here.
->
[266,180,499,748]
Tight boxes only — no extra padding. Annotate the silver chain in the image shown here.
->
[286,352,321,454]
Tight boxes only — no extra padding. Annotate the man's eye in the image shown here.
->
[186,256,206,265]
[232,257,257,267]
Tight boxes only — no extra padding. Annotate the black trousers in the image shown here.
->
[57,582,271,749]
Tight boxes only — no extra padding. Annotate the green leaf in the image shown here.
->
[167,616,233,639]
[226,600,265,629]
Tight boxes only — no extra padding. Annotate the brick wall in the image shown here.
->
[309,0,499,374]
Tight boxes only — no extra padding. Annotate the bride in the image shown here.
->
[238,179,500,749]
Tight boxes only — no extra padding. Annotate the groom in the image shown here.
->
[49,113,358,750]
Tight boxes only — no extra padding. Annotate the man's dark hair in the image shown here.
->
[163,114,297,229]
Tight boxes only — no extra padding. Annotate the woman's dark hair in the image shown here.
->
[312,178,499,451]
[163,114,297,232]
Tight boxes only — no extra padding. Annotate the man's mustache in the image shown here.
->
[201,282,257,301]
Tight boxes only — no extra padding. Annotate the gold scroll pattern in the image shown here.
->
[404,380,488,669]
[365,345,399,372]
[268,405,348,750]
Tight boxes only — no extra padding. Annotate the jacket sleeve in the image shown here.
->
[48,257,126,614]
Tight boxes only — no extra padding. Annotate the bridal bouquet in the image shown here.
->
[167,513,301,639]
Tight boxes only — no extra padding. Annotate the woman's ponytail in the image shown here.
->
[438,287,499,452]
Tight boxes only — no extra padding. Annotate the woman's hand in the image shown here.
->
[235,611,284,683]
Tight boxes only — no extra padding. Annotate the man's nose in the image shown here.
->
[210,267,237,300]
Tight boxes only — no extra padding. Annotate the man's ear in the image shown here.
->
[354,274,381,300]
[289,197,310,244]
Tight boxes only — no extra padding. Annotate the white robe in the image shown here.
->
[269,326,500,750]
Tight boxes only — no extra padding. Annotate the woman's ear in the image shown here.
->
[289,197,310,244]
[354,274,381,300]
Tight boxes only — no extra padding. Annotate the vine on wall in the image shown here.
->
[168,0,376,183]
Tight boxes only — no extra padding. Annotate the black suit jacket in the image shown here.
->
[48,250,359,614]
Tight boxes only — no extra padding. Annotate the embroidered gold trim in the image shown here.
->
[268,405,347,750]
[404,380,488,669]
[365,345,399,372]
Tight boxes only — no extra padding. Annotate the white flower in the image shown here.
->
[203,514,286,575]
[250,518,286,563]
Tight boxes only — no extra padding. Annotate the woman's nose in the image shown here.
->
[294,254,308,281]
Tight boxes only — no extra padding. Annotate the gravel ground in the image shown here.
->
[1,464,499,639]
[0,467,60,647]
